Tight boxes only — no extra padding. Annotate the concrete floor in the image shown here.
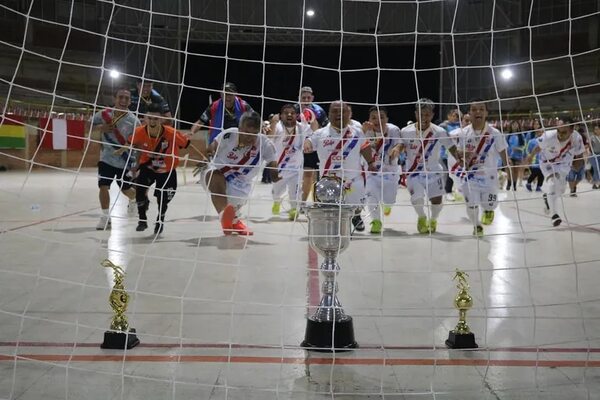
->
[1,167,600,399]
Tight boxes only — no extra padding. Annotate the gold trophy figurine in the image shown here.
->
[445,269,478,349]
[100,259,140,350]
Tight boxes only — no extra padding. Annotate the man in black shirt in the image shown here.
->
[129,77,172,120]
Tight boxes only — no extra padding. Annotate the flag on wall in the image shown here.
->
[39,118,85,150]
[0,115,26,149]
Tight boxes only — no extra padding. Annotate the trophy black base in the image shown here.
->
[301,317,357,352]
[445,331,478,349]
[101,328,140,350]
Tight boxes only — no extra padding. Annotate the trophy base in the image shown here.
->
[445,331,478,349]
[301,317,357,352]
[101,328,140,350]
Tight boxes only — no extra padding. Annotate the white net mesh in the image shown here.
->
[1,0,600,399]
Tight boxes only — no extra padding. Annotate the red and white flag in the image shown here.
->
[39,118,85,150]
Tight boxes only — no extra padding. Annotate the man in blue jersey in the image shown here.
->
[191,82,254,147]
[439,109,461,201]
[525,119,544,192]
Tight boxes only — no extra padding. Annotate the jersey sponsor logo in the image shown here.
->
[323,139,336,146]
[465,138,475,151]
[227,151,238,160]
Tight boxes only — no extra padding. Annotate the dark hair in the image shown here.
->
[146,103,162,114]
[239,111,262,129]
[415,98,435,112]
[560,116,575,125]
[469,98,488,110]
[113,87,131,97]
[329,101,351,111]
[509,120,521,133]
[508,120,525,145]
[280,104,296,113]
[136,75,153,83]
[224,82,237,92]
[368,106,388,117]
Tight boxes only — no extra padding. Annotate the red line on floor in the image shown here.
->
[3,342,600,353]
[1,207,97,233]
[1,354,599,367]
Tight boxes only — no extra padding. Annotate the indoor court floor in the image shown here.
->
[1,167,600,399]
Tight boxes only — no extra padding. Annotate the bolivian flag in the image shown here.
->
[0,115,25,149]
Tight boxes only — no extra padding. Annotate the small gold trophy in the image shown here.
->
[445,269,478,349]
[100,259,140,350]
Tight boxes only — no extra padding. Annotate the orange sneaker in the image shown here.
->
[221,204,235,234]
[232,220,253,236]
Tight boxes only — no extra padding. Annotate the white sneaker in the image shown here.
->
[445,192,455,202]
[127,200,137,216]
[96,215,111,230]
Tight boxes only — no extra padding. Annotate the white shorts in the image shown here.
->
[272,171,302,205]
[341,176,365,207]
[202,167,251,208]
[365,173,399,205]
[460,176,498,210]
[540,161,569,179]
[407,172,444,202]
[542,173,567,196]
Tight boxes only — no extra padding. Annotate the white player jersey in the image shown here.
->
[448,126,462,139]
[400,123,451,174]
[272,121,310,173]
[538,129,585,170]
[451,123,507,178]
[350,119,365,137]
[211,128,277,183]
[364,123,401,174]
[309,123,366,180]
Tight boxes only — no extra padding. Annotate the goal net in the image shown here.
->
[1,0,599,399]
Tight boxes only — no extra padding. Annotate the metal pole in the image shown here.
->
[176,0,182,129]
[438,1,444,117]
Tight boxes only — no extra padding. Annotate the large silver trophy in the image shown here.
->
[301,176,357,351]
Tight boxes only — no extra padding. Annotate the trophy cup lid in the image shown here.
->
[313,176,353,209]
